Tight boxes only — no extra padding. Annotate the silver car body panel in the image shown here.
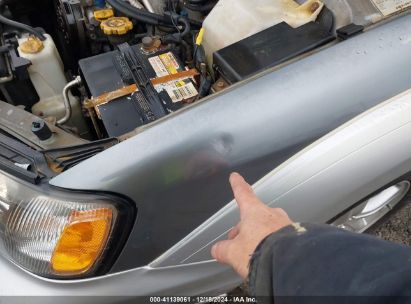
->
[2,67,411,299]
[1,13,410,298]
[160,89,411,265]
[50,13,411,271]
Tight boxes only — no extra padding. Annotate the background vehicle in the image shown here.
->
[1,0,411,300]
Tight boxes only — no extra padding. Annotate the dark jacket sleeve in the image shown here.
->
[248,223,411,302]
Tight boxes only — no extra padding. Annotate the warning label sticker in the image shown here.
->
[165,83,198,103]
[159,53,180,75]
[371,0,411,16]
[149,52,180,77]
[149,52,198,103]
[148,56,169,77]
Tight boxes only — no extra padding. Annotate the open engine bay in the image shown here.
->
[0,0,410,158]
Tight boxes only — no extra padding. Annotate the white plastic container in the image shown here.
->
[202,0,325,66]
[18,34,67,100]
[17,34,88,135]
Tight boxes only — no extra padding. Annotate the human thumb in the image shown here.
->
[211,239,234,265]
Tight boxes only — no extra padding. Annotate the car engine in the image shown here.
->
[0,0,408,142]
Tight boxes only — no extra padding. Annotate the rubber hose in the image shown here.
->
[107,0,201,28]
[176,16,190,38]
[183,1,216,12]
[162,16,191,44]
[187,0,209,4]
[0,14,46,40]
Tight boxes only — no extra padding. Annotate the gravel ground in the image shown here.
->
[367,194,411,245]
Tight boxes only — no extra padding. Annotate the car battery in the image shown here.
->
[79,40,199,137]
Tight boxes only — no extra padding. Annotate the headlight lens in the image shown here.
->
[51,208,113,274]
[0,172,124,278]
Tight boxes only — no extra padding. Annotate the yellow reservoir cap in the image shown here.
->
[93,9,114,21]
[19,36,44,54]
[101,17,133,35]
[51,208,113,275]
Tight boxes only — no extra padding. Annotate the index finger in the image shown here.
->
[229,173,260,218]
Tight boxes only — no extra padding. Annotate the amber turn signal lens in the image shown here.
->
[51,208,113,275]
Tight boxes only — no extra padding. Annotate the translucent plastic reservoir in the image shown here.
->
[17,34,67,101]
[17,34,88,135]
[202,0,325,66]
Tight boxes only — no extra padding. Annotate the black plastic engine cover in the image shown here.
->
[214,21,335,84]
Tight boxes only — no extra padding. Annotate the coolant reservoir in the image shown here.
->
[202,0,324,66]
[17,34,87,135]
[18,34,67,101]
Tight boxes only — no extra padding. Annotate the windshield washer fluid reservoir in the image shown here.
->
[202,0,324,66]
[18,34,87,136]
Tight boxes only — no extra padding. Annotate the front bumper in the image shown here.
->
[0,256,241,301]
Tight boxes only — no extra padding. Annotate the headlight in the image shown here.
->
[0,172,134,279]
